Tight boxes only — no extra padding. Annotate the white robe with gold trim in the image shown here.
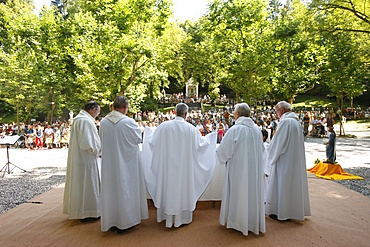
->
[99,110,148,232]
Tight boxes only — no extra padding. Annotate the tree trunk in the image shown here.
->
[336,95,345,136]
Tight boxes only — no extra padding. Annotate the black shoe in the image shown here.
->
[80,217,100,223]
[110,226,118,232]
[269,214,278,220]
[269,214,291,222]
[116,226,135,234]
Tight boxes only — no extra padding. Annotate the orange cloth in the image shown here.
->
[307,162,364,180]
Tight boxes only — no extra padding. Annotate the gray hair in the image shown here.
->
[234,103,251,117]
[113,96,129,109]
[176,103,188,117]
[276,101,292,111]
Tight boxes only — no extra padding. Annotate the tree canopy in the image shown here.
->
[0,0,369,123]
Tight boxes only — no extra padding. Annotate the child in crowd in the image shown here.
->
[324,127,336,163]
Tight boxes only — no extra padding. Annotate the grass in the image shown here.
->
[355,119,370,124]
[293,94,369,110]
[293,95,337,109]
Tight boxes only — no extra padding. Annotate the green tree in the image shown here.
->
[320,32,367,112]
[0,1,41,125]
[181,20,222,102]
[36,7,75,122]
[186,0,272,104]
[310,0,370,34]
[311,0,369,110]
[64,0,173,113]
[269,0,324,103]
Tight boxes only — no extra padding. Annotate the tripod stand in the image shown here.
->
[1,137,27,178]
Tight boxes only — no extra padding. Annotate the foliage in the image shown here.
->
[0,0,41,124]
[311,0,370,110]
[310,0,370,34]
[200,0,273,104]
[269,0,325,103]
[0,0,369,124]
[140,97,158,112]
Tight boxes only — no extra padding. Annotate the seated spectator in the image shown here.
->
[317,117,326,137]
[25,125,35,150]
[310,116,319,136]
[195,119,204,134]
[53,126,61,148]
[44,124,54,149]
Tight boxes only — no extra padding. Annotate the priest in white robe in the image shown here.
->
[143,103,217,228]
[99,96,148,233]
[63,101,101,221]
[216,103,266,236]
[265,101,311,221]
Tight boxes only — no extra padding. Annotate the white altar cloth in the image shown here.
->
[139,143,224,201]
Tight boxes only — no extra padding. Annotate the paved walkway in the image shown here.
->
[1,122,369,174]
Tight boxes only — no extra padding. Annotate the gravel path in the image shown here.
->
[334,167,370,198]
[0,167,65,214]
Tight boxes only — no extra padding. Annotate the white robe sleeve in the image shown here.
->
[76,119,100,156]
[142,126,156,197]
[216,130,235,166]
[267,120,289,166]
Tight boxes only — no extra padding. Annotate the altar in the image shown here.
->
[198,161,224,201]
[142,150,225,201]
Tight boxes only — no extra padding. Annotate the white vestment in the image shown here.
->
[99,110,148,232]
[216,117,266,236]
[143,117,217,228]
[265,112,311,220]
[263,142,271,202]
[63,110,101,219]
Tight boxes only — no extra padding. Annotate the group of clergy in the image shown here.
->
[63,97,311,236]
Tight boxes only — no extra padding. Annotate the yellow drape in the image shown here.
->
[307,162,364,180]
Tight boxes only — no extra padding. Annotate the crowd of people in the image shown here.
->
[0,101,344,151]
[62,97,311,237]
[0,121,70,149]
[1,92,368,150]
[134,104,346,143]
